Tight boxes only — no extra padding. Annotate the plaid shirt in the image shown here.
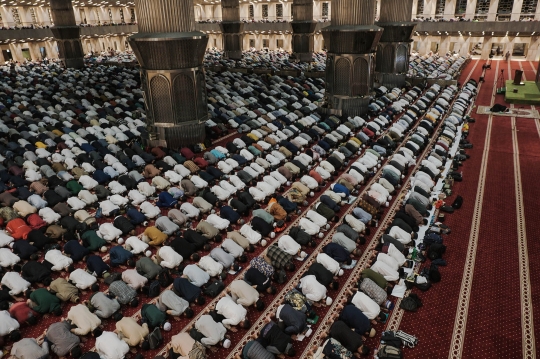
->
[183,160,200,174]
[360,278,387,305]
[266,244,292,270]
[109,280,137,305]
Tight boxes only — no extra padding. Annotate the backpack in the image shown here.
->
[380,331,403,348]
[378,345,403,359]
[429,264,442,283]
[147,280,161,298]
[440,205,455,213]
[428,243,446,260]
[204,281,225,297]
[452,195,463,209]
[400,293,422,312]
[423,232,443,245]
[158,270,173,287]
[148,327,163,350]
[414,277,432,291]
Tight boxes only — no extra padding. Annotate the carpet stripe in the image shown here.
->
[511,116,537,359]
[447,60,498,359]
[511,62,537,359]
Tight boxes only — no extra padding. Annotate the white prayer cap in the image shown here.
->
[338,269,344,277]
[326,296,333,306]
[163,322,172,331]
[145,250,152,257]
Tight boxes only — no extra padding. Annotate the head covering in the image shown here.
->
[261,239,268,246]
[163,322,172,331]
[118,238,124,244]
[145,250,152,257]
[325,296,333,306]
[384,300,395,310]
[223,339,231,349]
[338,269,344,277]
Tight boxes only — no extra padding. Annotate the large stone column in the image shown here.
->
[129,0,209,148]
[220,0,243,60]
[375,0,416,88]
[321,0,383,116]
[291,0,317,62]
[50,0,84,68]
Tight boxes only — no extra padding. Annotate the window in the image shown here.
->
[521,0,538,19]
[416,0,425,16]
[214,38,217,46]
[322,2,329,18]
[108,8,113,22]
[454,0,468,15]
[435,0,446,17]
[130,8,136,23]
[249,39,255,47]
[263,39,269,48]
[277,39,283,48]
[496,0,513,20]
[262,4,269,18]
[475,0,490,15]
[12,8,21,26]
[120,9,125,23]
[249,5,254,19]
[95,9,101,24]
[513,43,526,56]
[276,3,283,19]
[30,8,37,25]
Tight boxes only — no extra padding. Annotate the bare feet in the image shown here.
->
[230,327,238,333]
[209,346,218,353]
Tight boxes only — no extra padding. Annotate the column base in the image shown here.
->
[63,57,85,69]
[319,97,371,117]
[291,52,314,62]
[376,73,408,89]
[151,122,206,149]
[224,50,243,60]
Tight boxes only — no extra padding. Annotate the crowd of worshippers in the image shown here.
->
[240,81,477,359]
[204,48,327,72]
[0,56,421,359]
[408,52,469,80]
[0,52,473,358]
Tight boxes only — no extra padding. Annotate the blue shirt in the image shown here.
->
[109,246,133,266]
[87,255,110,276]
[64,240,90,262]
[173,277,201,303]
